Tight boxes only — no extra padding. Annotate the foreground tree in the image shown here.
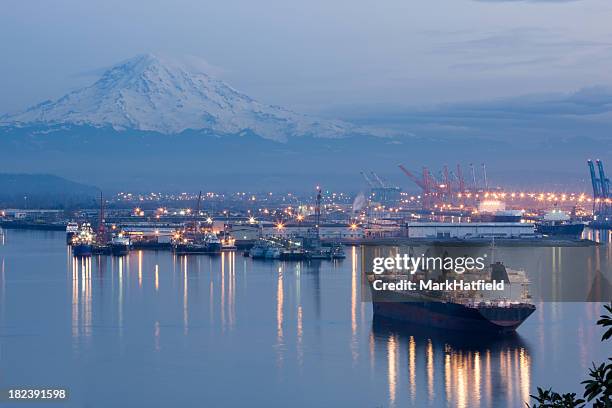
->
[528,303,612,408]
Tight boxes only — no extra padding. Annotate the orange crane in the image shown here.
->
[398,164,444,209]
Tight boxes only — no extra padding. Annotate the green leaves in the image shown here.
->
[597,304,612,342]
[527,387,585,407]
[530,302,612,408]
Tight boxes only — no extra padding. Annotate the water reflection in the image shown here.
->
[372,317,532,408]
[276,265,284,366]
[71,256,93,346]
[54,241,603,408]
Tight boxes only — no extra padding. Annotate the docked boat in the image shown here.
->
[110,233,131,256]
[280,246,306,260]
[204,232,222,253]
[306,248,332,260]
[369,261,535,334]
[330,243,346,259]
[536,209,585,238]
[264,244,281,259]
[71,223,95,257]
[173,241,209,254]
[220,234,237,251]
[249,239,279,259]
[66,221,79,244]
[173,234,222,254]
[249,240,268,259]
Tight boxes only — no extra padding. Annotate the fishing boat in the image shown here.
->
[71,223,95,257]
[110,233,131,256]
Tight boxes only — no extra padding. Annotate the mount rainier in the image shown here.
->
[2,54,360,142]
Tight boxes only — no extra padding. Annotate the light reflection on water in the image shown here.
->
[372,318,531,408]
[0,230,609,407]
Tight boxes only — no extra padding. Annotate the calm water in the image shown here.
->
[0,230,609,407]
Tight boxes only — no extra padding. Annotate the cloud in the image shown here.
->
[328,85,612,146]
[427,27,612,74]
[473,0,581,3]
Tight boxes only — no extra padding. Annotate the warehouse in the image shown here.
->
[405,222,535,239]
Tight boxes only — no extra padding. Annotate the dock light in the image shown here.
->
[276,222,284,230]
[206,217,213,224]
[297,214,304,221]
[249,216,256,224]
[350,223,358,230]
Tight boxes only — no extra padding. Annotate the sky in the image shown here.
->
[2,0,612,116]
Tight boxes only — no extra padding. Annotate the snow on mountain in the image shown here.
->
[2,54,358,141]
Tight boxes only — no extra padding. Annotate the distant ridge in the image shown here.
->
[0,173,98,207]
[1,54,361,142]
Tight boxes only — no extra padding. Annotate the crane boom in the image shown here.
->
[588,160,601,198]
[597,160,609,199]
[481,163,489,191]
[443,165,452,197]
[398,165,426,189]
[360,171,375,187]
[370,171,386,188]
[456,164,465,194]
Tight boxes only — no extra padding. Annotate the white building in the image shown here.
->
[405,222,535,239]
[262,223,365,240]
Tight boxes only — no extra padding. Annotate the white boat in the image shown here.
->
[249,240,268,258]
[66,221,79,243]
[110,233,131,256]
[204,232,221,253]
[264,245,281,259]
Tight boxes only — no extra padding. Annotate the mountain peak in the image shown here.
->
[3,54,356,141]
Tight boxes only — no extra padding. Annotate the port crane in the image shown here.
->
[360,171,376,188]
[398,164,443,208]
[370,171,386,188]
[399,163,478,209]
[456,164,466,196]
[588,159,612,217]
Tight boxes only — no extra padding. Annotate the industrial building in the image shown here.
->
[404,222,535,239]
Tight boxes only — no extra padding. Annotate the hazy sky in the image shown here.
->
[2,0,612,115]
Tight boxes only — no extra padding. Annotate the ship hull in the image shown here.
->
[206,243,222,253]
[72,244,92,257]
[111,244,129,256]
[173,243,220,254]
[536,222,584,238]
[372,300,535,334]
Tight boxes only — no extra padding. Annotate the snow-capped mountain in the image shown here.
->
[2,54,357,142]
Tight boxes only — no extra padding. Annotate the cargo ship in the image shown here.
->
[536,209,585,238]
[368,262,535,333]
